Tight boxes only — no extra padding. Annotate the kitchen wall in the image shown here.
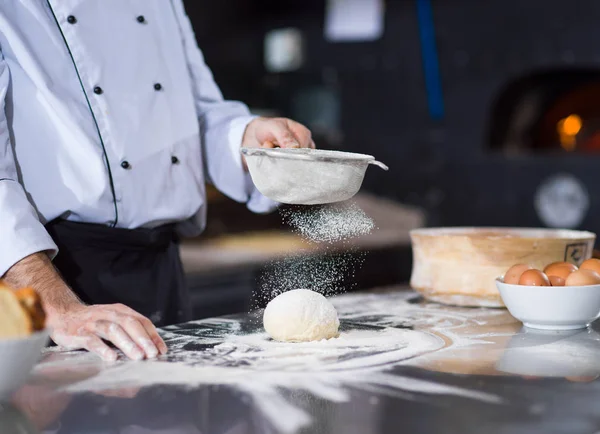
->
[184,0,600,237]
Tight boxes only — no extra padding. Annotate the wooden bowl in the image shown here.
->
[409,227,596,307]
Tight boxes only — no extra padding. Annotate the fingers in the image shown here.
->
[261,140,276,148]
[92,320,145,361]
[257,119,314,150]
[270,120,301,148]
[52,304,168,361]
[82,334,118,362]
[120,316,160,359]
[285,119,313,148]
[110,304,167,355]
[129,314,168,356]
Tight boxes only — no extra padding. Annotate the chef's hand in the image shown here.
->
[241,117,315,167]
[3,252,167,361]
[51,302,168,362]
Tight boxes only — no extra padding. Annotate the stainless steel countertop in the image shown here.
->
[5,288,600,434]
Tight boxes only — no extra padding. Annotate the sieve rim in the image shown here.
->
[241,147,375,164]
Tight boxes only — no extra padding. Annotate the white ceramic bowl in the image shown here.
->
[0,329,49,401]
[496,279,600,330]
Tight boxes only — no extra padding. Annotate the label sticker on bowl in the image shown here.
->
[564,242,589,265]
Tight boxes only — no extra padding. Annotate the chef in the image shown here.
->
[0,2,314,361]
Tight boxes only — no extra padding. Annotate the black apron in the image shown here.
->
[46,220,192,327]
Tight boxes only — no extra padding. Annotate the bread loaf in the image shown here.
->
[0,282,45,338]
[15,287,46,331]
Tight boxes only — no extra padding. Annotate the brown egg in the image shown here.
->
[518,269,550,286]
[544,262,578,280]
[565,269,600,286]
[549,275,566,286]
[580,258,600,275]
[504,264,532,285]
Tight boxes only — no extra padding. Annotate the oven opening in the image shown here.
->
[488,69,600,155]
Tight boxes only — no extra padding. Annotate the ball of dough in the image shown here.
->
[263,289,340,342]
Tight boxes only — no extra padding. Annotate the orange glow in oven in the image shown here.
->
[557,114,582,151]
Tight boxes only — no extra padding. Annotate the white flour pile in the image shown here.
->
[279,202,375,244]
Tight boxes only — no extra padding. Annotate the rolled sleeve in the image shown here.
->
[171,0,277,214]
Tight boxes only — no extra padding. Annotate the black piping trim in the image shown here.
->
[46,1,119,227]
[0,178,15,182]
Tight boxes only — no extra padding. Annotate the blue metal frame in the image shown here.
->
[416,0,444,120]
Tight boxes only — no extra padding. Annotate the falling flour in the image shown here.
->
[255,250,365,309]
[254,202,374,309]
[279,202,375,244]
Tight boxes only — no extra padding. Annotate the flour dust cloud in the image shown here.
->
[253,201,374,309]
[254,250,366,309]
[279,202,375,244]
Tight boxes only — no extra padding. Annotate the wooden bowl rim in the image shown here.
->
[410,227,596,240]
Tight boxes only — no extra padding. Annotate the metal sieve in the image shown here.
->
[241,147,389,205]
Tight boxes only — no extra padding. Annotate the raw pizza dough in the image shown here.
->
[263,289,340,342]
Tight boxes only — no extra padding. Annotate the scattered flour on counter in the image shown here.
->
[279,202,375,244]
[52,328,497,433]
[38,293,508,434]
[212,327,440,371]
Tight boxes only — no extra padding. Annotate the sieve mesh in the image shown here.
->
[242,148,388,205]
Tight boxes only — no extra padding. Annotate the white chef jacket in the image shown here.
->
[0,0,275,276]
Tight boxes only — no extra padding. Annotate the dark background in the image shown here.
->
[185,0,600,234]
[180,0,600,318]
